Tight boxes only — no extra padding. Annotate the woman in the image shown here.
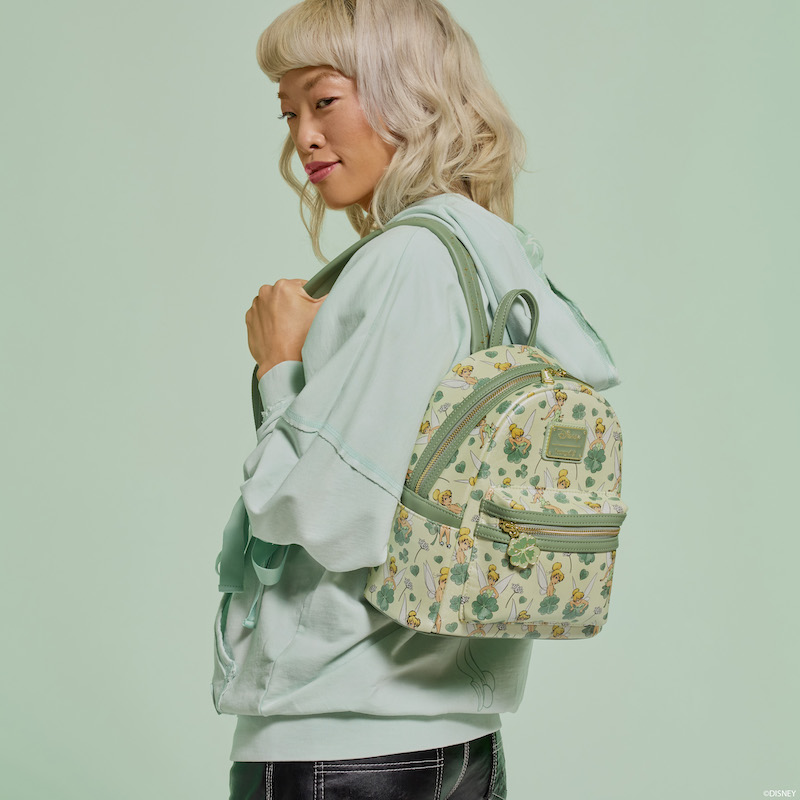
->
[213,1,619,798]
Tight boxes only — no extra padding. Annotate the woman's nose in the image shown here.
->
[295,115,325,152]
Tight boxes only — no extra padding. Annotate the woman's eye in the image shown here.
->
[277,110,295,121]
[316,97,336,109]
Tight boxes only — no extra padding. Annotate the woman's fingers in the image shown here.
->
[246,278,327,374]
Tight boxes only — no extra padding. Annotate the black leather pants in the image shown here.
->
[229,731,506,800]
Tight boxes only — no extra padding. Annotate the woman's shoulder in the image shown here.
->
[338,222,458,290]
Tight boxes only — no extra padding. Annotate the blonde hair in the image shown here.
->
[257,0,526,258]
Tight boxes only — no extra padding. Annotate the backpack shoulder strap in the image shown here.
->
[251,217,490,428]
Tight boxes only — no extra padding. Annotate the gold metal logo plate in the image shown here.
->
[543,424,587,462]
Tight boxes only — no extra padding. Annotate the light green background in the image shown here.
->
[2,2,797,798]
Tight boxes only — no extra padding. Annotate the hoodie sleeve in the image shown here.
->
[239,227,472,573]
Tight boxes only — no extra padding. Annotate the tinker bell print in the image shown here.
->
[416,407,442,445]
[507,596,536,624]
[454,528,474,565]
[393,507,414,543]
[541,389,567,422]
[476,563,514,600]
[482,348,517,371]
[530,468,569,513]
[470,416,497,447]
[399,593,423,629]
[465,622,489,637]
[504,409,536,460]
[517,345,554,365]
[585,417,614,450]
[455,451,496,492]
[441,363,478,390]
[536,560,566,597]
[550,624,569,639]
[432,487,463,515]
[424,563,450,633]
[562,575,598,619]
[382,556,407,590]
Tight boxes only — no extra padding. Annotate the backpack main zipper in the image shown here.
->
[410,366,573,496]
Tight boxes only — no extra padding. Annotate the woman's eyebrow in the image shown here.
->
[277,70,342,100]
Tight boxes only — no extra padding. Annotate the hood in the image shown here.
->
[391,194,620,391]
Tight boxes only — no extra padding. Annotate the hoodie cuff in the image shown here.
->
[258,360,305,413]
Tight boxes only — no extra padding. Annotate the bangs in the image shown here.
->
[256,0,357,82]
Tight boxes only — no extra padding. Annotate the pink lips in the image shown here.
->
[305,161,339,184]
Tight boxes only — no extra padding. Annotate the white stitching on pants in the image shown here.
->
[265,763,274,800]
[487,733,498,799]
[434,748,443,800]
[445,742,469,800]
[313,762,318,800]
[330,759,440,769]
[322,765,440,775]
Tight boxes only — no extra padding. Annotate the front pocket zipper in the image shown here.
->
[477,497,622,570]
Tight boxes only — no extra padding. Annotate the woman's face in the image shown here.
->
[278,66,396,211]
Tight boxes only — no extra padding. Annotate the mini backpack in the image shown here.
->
[237,217,626,640]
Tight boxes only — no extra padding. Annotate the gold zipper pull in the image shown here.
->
[499,520,521,538]
[541,369,554,384]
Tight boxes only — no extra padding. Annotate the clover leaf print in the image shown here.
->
[471,594,498,620]
[450,563,468,585]
[582,624,599,637]
[449,595,463,613]
[538,596,560,615]
[503,439,527,464]
[584,447,606,473]
[585,477,595,488]
[562,602,588,620]
[446,622,459,633]
[410,564,420,577]
[433,391,444,402]
[428,602,441,622]
[399,548,409,563]
[455,461,466,473]
[376,584,395,611]
[496,400,512,414]
[572,403,586,420]
[578,553,596,565]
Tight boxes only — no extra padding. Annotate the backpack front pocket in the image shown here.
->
[463,489,625,638]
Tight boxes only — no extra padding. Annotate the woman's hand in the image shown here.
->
[246,279,326,379]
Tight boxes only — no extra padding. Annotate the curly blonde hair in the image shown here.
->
[257,0,526,258]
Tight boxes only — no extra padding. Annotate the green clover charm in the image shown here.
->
[506,533,541,569]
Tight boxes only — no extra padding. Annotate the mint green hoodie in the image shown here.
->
[212,194,619,761]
